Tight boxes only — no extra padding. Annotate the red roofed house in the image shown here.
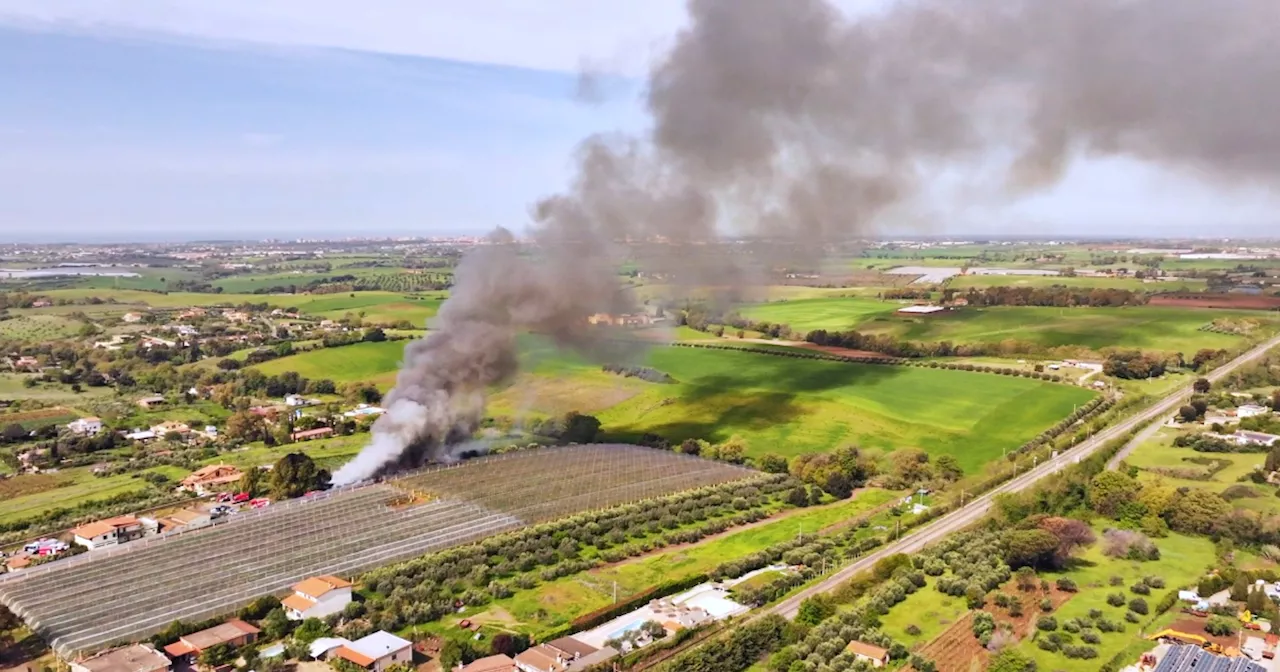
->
[282,575,353,620]
[514,646,567,672]
[164,619,259,662]
[72,515,145,550]
[290,427,334,442]
[845,641,888,668]
[179,464,243,495]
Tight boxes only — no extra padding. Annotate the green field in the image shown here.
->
[1016,529,1216,671]
[215,434,367,471]
[948,275,1207,292]
[252,341,407,385]
[734,297,1280,355]
[493,344,1092,470]
[880,583,968,648]
[0,465,187,527]
[1125,427,1276,513]
[738,297,902,331]
[31,289,446,321]
[450,489,898,636]
[0,315,82,341]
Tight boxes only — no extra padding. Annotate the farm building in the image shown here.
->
[68,417,103,436]
[845,641,889,668]
[332,632,413,672]
[291,427,334,442]
[282,575,353,620]
[179,464,243,495]
[135,396,166,409]
[72,516,145,550]
[163,619,260,662]
[149,421,191,437]
[69,644,170,672]
[461,655,518,672]
[895,305,949,316]
[121,312,145,323]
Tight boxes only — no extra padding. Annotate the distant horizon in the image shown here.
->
[5,232,1280,247]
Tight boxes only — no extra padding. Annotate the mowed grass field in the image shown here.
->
[254,338,1091,471]
[0,465,189,527]
[1125,427,1278,514]
[740,298,1280,353]
[738,297,902,331]
[948,275,1207,292]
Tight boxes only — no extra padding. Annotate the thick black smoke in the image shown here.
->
[333,0,1279,484]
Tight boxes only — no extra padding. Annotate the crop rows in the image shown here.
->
[0,445,754,657]
[393,444,757,523]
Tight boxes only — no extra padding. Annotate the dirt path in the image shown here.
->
[1106,413,1169,470]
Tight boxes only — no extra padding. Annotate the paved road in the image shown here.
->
[766,333,1280,620]
[1106,412,1169,471]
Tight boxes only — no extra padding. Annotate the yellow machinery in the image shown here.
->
[1148,629,1208,646]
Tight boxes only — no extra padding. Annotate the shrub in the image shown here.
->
[1056,578,1078,592]
[905,624,921,636]
[1081,631,1101,645]
[1062,620,1081,633]
[1097,618,1122,633]
[1125,611,1140,623]
[1130,582,1151,595]
[1008,600,1023,617]
[1103,529,1160,561]
[1088,609,1103,619]
[1063,645,1098,660]
[1039,598,1053,612]
[1037,638,1060,652]
[1110,575,1125,586]
[1128,598,1149,615]
[1106,593,1126,607]
[1144,575,1166,589]
[1206,616,1237,636]
[1037,616,1058,632]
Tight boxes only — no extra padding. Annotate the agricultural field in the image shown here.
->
[0,465,187,527]
[0,315,83,340]
[0,445,754,656]
[28,288,446,321]
[445,488,899,637]
[251,340,407,385]
[1014,529,1217,671]
[880,584,969,649]
[948,275,1207,292]
[867,306,1280,354]
[490,343,1095,472]
[1123,427,1277,514]
[0,374,116,402]
[0,406,80,431]
[738,297,902,332]
[215,434,369,472]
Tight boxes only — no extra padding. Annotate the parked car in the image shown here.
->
[215,492,234,503]
[232,492,251,504]
[249,498,270,509]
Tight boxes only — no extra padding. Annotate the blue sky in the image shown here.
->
[0,1,1277,242]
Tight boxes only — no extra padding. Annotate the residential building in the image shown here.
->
[309,638,351,661]
[284,394,310,407]
[68,417,103,436]
[69,644,170,672]
[1239,431,1280,447]
[460,655,517,672]
[1154,644,1264,672]
[1239,404,1271,418]
[587,313,652,328]
[141,335,177,349]
[514,646,568,672]
[124,430,157,442]
[163,619,260,662]
[150,421,191,437]
[222,311,251,323]
[179,464,243,495]
[572,648,619,669]
[895,305,948,316]
[845,641,889,668]
[149,508,211,533]
[282,575,353,621]
[291,427,334,442]
[332,632,413,672]
[543,638,598,663]
[122,312,145,323]
[136,395,167,409]
[72,516,145,550]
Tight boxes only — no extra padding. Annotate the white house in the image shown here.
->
[72,516,145,550]
[285,394,308,407]
[332,632,413,672]
[68,417,103,436]
[122,312,145,323]
[282,575,353,620]
[1239,404,1271,418]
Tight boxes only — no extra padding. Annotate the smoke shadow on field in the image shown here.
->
[605,355,908,447]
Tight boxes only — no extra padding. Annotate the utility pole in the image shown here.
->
[613,581,618,603]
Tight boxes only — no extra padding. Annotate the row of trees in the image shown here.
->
[946,286,1149,308]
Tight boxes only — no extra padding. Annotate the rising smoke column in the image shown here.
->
[332,0,1280,485]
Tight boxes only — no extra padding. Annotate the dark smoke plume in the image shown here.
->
[332,0,1280,484]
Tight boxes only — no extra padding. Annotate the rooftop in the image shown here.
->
[293,575,352,600]
[845,641,888,660]
[347,631,412,661]
[896,305,948,314]
[171,619,259,653]
[1155,644,1265,672]
[72,516,140,540]
[73,644,170,672]
[459,654,517,672]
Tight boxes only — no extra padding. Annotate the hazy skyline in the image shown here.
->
[1,1,1278,242]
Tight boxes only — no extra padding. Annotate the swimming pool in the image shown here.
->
[607,620,646,642]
